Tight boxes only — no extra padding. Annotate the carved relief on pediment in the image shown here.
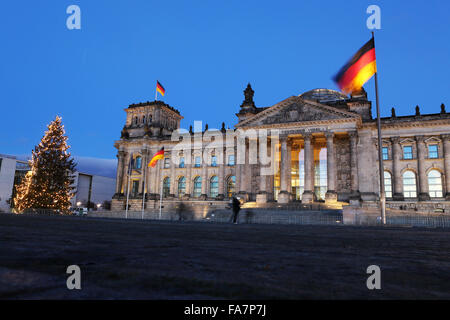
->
[259,102,341,125]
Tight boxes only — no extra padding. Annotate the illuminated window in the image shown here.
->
[177,176,186,196]
[163,177,170,197]
[428,170,443,198]
[403,171,417,198]
[227,176,236,198]
[209,176,219,197]
[164,158,170,168]
[179,157,185,168]
[428,144,438,159]
[193,176,202,197]
[382,147,389,160]
[384,171,392,198]
[403,146,413,160]
[135,156,142,169]
[194,156,201,167]
[211,156,217,167]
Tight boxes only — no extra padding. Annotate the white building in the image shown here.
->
[0,154,24,211]
[70,172,116,210]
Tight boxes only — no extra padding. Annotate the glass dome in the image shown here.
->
[299,89,348,103]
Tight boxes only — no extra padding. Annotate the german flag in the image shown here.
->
[148,147,164,167]
[333,38,376,94]
[156,81,165,96]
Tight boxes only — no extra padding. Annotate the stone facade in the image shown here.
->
[112,86,450,215]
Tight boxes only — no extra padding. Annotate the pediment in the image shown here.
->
[400,138,415,145]
[236,96,360,128]
[425,136,441,144]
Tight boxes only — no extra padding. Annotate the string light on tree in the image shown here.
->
[13,116,76,214]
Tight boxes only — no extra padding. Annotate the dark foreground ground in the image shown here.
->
[0,213,449,299]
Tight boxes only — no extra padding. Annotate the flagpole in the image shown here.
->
[141,153,147,220]
[155,81,158,101]
[159,158,163,219]
[372,31,386,225]
[125,156,132,219]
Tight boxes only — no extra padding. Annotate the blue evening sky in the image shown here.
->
[1,0,449,161]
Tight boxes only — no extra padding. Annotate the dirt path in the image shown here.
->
[1,214,449,299]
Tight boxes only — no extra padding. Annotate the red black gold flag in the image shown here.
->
[148,147,165,168]
[333,38,376,94]
[156,81,165,96]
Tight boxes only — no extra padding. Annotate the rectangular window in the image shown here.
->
[179,157,185,168]
[382,147,389,160]
[228,155,235,166]
[403,146,413,160]
[164,158,170,168]
[428,144,438,159]
[132,180,139,194]
[211,156,217,167]
[194,156,201,167]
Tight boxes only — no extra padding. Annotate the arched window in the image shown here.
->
[428,170,443,198]
[163,177,170,197]
[142,115,146,124]
[403,171,417,198]
[133,116,138,125]
[148,115,152,124]
[193,176,202,197]
[227,176,236,198]
[210,176,219,198]
[178,176,186,196]
[384,171,392,198]
[135,156,142,169]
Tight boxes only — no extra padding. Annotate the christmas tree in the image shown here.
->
[13,116,76,213]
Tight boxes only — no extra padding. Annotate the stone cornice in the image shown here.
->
[362,118,450,129]
[236,118,359,131]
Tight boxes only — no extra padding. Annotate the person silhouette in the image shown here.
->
[231,197,241,224]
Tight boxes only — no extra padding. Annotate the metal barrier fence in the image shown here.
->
[6,208,450,228]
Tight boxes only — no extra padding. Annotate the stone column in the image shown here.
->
[184,150,192,197]
[121,152,131,195]
[302,133,314,203]
[235,146,241,194]
[325,132,337,203]
[115,151,125,194]
[148,147,157,198]
[349,131,360,200]
[391,137,404,200]
[140,148,149,194]
[169,149,176,197]
[243,140,253,200]
[416,136,430,200]
[256,138,268,203]
[287,140,292,194]
[218,146,225,199]
[441,134,450,199]
[200,149,208,199]
[146,150,153,198]
[278,135,290,203]
[155,146,163,198]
